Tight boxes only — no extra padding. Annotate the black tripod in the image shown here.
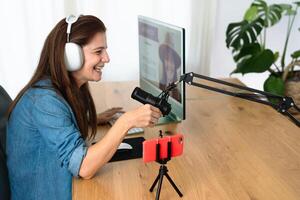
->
[149,133,183,200]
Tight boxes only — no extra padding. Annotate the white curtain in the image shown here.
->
[0,0,217,98]
[189,0,217,75]
[0,0,65,98]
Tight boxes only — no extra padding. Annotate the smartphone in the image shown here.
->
[143,134,184,163]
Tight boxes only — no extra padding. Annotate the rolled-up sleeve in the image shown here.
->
[32,93,87,177]
[68,143,87,177]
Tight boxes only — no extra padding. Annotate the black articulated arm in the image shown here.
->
[166,72,300,127]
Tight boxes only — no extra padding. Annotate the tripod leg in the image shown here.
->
[165,172,183,197]
[150,174,160,192]
[155,171,164,200]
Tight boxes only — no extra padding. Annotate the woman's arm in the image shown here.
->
[79,104,161,179]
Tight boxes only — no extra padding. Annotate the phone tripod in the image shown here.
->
[149,132,183,200]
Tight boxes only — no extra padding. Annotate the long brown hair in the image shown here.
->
[7,15,106,140]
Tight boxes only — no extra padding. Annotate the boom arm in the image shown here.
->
[166,72,300,127]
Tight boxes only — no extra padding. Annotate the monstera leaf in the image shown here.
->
[244,6,259,22]
[291,50,300,59]
[251,0,283,27]
[231,43,275,74]
[279,4,293,14]
[264,74,285,96]
[233,43,261,62]
[226,0,299,95]
[226,18,264,50]
[280,2,300,16]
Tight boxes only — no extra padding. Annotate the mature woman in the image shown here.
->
[6,15,161,200]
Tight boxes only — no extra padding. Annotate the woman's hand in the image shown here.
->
[97,107,124,125]
[120,104,162,129]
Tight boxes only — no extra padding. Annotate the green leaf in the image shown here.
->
[291,50,300,59]
[286,9,297,15]
[226,18,264,50]
[244,6,258,22]
[233,43,261,62]
[293,2,300,7]
[252,0,283,27]
[279,4,292,11]
[280,3,296,16]
[263,75,285,96]
[232,49,274,74]
[252,0,267,10]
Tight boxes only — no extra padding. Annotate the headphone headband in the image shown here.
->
[65,14,81,42]
[64,14,84,71]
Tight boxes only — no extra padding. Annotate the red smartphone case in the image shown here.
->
[143,134,184,163]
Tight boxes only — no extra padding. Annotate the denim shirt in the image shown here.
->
[6,79,87,200]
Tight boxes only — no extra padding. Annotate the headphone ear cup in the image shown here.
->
[64,42,84,71]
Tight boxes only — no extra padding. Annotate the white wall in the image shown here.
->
[0,0,64,98]
[0,0,216,98]
[211,0,300,90]
[75,0,216,81]
[0,0,298,98]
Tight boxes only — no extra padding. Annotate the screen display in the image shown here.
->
[138,16,185,122]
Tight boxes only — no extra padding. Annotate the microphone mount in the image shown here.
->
[170,72,300,127]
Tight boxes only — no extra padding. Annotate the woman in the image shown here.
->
[158,32,181,102]
[6,15,162,200]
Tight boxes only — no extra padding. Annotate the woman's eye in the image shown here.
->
[96,50,102,55]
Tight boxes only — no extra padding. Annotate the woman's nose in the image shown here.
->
[102,50,110,63]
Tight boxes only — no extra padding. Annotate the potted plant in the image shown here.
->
[225,0,300,109]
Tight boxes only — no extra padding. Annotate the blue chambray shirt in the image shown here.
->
[6,79,87,200]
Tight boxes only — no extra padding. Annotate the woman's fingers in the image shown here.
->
[149,105,161,113]
[107,107,124,114]
[151,111,162,120]
[97,107,125,125]
[150,116,159,124]
[122,104,163,128]
[145,105,162,120]
[111,107,123,112]
[146,104,162,115]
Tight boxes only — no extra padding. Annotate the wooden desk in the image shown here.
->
[73,80,300,200]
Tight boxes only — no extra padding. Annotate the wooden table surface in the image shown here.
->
[73,80,300,200]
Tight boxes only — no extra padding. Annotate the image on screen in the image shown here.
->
[138,16,185,123]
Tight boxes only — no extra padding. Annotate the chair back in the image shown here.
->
[0,85,12,200]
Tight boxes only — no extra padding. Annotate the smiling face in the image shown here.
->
[71,32,110,87]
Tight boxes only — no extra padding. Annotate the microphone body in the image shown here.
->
[131,87,171,116]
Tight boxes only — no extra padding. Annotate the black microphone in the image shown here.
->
[131,87,171,116]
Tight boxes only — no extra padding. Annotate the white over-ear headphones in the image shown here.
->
[64,14,84,71]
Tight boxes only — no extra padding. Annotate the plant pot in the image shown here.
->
[285,71,300,116]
